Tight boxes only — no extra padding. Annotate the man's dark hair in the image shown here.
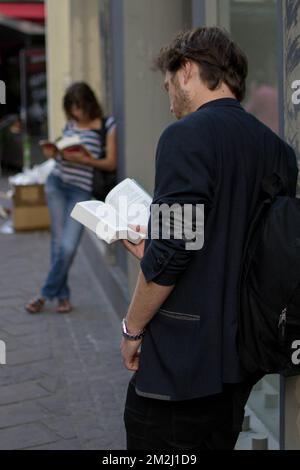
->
[154,26,248,102]
[63,81,103,121]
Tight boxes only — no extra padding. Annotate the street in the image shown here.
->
[0,227,130,450]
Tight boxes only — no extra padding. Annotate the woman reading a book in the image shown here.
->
[25,82,117,314]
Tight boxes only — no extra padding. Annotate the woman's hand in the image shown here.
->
[41,144,57,159]
[61,150,90,164]
[121,224,147,260]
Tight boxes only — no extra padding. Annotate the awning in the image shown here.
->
[0,2,45,23]
[0,14,45,35]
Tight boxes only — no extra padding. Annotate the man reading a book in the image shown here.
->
[120,26,298,450]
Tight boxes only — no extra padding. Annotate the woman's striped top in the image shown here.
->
[52,116,116,193]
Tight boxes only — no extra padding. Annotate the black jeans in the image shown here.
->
[124,375,253,450]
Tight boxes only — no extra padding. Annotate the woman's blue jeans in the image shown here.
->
[41,173,91,301]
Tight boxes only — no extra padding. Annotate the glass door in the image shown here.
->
[213,0,280,449]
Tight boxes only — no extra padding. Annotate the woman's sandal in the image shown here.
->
[56,299,73,314]
[25,297,45,314]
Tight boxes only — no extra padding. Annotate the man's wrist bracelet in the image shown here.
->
[122,318,146,341]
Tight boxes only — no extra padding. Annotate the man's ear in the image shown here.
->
[182,60,193,85]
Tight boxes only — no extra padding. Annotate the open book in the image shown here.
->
[39,135,93,158]
[70,178,153,244]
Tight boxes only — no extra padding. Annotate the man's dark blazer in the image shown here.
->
[134,98,299,401]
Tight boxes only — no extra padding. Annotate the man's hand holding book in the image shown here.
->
[121,224,147,260]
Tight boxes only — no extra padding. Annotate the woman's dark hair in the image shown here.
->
[63,82,103,121]
[154,26,248,102]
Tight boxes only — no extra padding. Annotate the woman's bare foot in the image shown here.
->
[56,299,73,313]
[25,297,45,314]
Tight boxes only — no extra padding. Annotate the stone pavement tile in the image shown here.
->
[41,416,77,440]
[37,376,60,393]
[0,401,51,428]
[0,331,23,352]
[0,362,50,387]
[1,321,49,337]
[0,299,27,310]
[34,358,61,377]
[85,436,125,451]
[36,392,70,417]
[19,334,51,349]
[1,312,49,325]
[25,438,82,450]
[4,334,51,358]
[72,424,106,443]
[0,381,50,405]
[0,422,59,450]
[7,346,52,366]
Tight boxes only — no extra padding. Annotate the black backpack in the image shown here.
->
[238,172,300,378]
[92,117,117,200]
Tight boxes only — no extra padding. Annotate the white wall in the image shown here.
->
[121,0,192,294]
[45,0,102,139]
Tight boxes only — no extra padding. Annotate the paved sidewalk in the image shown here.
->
[0,227,131,450]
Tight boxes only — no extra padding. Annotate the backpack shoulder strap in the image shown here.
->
[93,117,108,136]
[93,117,108,158]
[99,116,108,140]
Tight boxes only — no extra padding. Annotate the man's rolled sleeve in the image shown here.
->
[140,219,193,285]
[140,119,216,286]
[140,239,178,285]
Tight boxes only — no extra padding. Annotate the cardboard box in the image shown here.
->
[13,184,46,206]
[12,184,50,231]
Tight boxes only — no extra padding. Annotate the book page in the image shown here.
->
[71,199,146,244]
[56,135,81,150]
[39,140,58,151]
[94,200,127,229]
[105,178,152,227]
[39,140,56,147]
[93,200,147,243]
[62,144,94,159]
